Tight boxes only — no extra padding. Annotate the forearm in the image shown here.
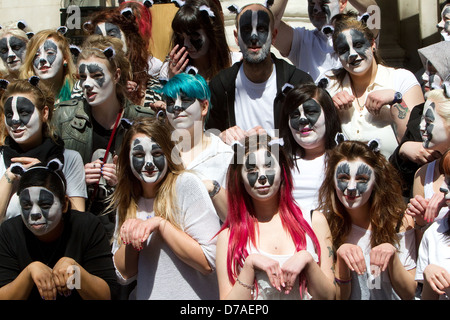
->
[113,243,139,280]
[304,260,335,300]
[76,265,111,300]
[388,254,417,300]
[222,261,255,300]
[271,0,289,29]
[334,257,352,300]
[0,267,35,300]
[212,188,228,222]
[348,0,378,13]
[0,171,16,223]
[158,219,212,275]
[391,102,410,143]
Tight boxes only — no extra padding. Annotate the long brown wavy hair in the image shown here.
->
[317,140,406,251]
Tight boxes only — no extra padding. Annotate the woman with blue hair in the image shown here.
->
[162,73,233,221]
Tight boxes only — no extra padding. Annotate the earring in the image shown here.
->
[63,62,68,67]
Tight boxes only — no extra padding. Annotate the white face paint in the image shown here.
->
[94,22,128,53]
[438,4,450,41]
[441,172,450,209]
[130,135,168,185]
[422,60,443,92]
[335,29,374,75]
[78,58,116,107]
[166,95,204,130]
[288,99,326,150]
[4,94,42,144]
[334,159,375,210]
[179,29,210,59]
[241,148,282,201]
[308,0,341,30]
[19,186,63,237]
[33,38,64,80]
[0,34,27,73]
[419,98,450,150]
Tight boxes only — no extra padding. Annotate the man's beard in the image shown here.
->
[240,37,272,64]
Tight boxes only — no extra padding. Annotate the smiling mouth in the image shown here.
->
[350,59,363,67]
[300,127,313,135]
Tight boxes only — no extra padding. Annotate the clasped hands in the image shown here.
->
[119,217,163,251]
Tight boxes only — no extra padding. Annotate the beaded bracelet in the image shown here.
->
[335,277,352,285]
[236,277,255,296]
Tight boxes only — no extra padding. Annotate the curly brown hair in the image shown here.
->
[317,140,406,251]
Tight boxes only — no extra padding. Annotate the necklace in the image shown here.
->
[350,80,365,112]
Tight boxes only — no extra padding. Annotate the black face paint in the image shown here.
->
[186,31,204,52]
[95,22,122,40]
[245,151,276,187]
[19,188,55,221]
[4,96,36,127]
[355,164,373,194]
[33,39,58,69]
[0,36,27,64]
[131,138,166,182]
[239,9,270,47]
[335,29,371,61]
[335,162,350,192]
[165,95,197,114]
[289,99,322,131]
[78,63,106,87]
[423,104,435,148]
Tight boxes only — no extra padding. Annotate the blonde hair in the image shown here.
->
[110,117,185,243]
[19,29,76,92]
[77,35,133,104]
[425,89,450,128]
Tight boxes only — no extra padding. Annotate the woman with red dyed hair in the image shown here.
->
[215,134,335,300]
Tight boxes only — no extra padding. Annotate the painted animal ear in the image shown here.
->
[103,47,116,59]
[143,0,153,8]
[367,138,380,152]
[69,44,81,57]
[334,132,347,145]
[227,4,240,14]
[0,79,9,90]
[26,32,34,40]
[185,65,198,76]
[171,0,185,8]
[47,158,64,172]
[17,20,27,30]
[57,26,68,35]
[28,76,40,87]
[121,7,134,19]
[9,163,25,176]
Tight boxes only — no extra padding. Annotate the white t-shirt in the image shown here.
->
[326,65,420,159]
[423,160,449,220]
[185,133,233,188]
[346,225,417,300]
[292,154,326,220]
[288,27,341,83]
[0,149,87,221]
[234,64,277,137]
[415,217,450,300]
[112,172,221,300]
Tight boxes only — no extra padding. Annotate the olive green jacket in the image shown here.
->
[52,98,155,164]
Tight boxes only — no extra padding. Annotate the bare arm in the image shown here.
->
[271,0,294,57]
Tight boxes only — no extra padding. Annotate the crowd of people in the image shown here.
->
[0,0,448,301]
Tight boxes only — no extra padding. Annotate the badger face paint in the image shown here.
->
[0,35,27,73]
[94,22,128,53]
[177,29,210,59]
[420,99,449,150]
[130,135,168,184]
[78,59,115,107]
[334,159,375,209]
[238,8,272,64]
[422,60,443,92]
[335,29,373,75]
[438,5,450,41]
[19,187,63,237]
[288,99,326,149]
[308,0,340,30]
[33,38,64,80]
[241,148,281,200]
[4,95,41,143]
[166,95,203,130]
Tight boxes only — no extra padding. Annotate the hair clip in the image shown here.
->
[17,20,27,31]
[103,46,116,59]
[28,76,40,87]
[185,65,198,76]
[227,4,240,14]
[120,7,134,19]
[143,0,153,8]
[69,44,81,57]
[367,138,380,152]
[199,5,215,18]
[334,132,347,145]
[171,0,185,8]
[268,138,284,147]
[0,79,9,90]
[57,26,68,35]
[265,0,274,8]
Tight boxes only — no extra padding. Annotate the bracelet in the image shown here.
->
[335,277,352,285]
[236,277,255,294]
